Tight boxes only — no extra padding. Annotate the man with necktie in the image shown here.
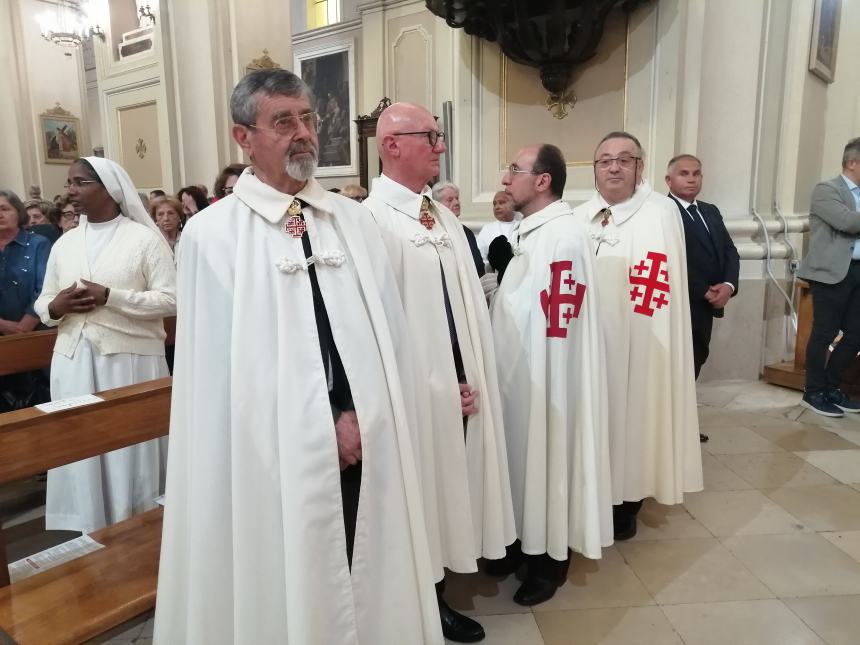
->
[797,137,860,417]
[666,154,740,442]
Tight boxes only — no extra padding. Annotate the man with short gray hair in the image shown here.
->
[155,69,442,644]
[798,137,860,417]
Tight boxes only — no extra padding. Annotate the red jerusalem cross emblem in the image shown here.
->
[285,215,306,238]
[540,261,586,338]
[629,251,670,316]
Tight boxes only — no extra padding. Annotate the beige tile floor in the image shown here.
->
[25,379,860,644]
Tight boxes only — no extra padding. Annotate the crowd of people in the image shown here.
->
[2,66,858,644]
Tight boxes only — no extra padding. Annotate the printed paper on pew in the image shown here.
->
[35,394,104,414]
[8,535,105,583]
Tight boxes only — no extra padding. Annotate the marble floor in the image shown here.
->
[7,379,860,644]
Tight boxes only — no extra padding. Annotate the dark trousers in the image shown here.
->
[341,462,362,569]
[690,303,714,379]
[804,263,860,394]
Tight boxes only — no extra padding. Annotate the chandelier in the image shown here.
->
[426,0,650,117]
[38,0,106,48]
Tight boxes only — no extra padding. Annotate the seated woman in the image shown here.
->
[34,156,177,533]
[149,195,183,253]
[0,189,52,410]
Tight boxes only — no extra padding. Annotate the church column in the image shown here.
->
[0,0,38,193]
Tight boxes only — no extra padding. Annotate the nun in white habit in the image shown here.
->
[34,156,176,533]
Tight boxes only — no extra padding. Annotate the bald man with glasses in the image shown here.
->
[363,102,515,643]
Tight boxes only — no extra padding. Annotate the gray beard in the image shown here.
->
[286,155,318,181]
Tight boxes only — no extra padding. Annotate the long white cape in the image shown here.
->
[490,201,613,560]
[154,171,442,644]
[364,175,515,577]
[574,182,703,505]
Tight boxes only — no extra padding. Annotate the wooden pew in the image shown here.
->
[0,317,176,377]
[0,378,171,644]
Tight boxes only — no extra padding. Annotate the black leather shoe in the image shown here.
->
[613,513,638,541]
[699,433,709,443]
[438,595,485,642]
[513,576,558,606]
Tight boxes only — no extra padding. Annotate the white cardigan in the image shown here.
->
[35,216,177,358]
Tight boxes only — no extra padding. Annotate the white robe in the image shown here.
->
[490,201,613,560]
[154,171,442,645]
[364,175,516,577]
[476,213,523,262]
[574,182,703,505]
[36,216,174,533]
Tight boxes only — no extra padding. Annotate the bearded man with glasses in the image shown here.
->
[573,131,703,542]
[155,70,443,645]
[363,102,515,643]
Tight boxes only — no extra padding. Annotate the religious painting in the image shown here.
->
[295,40,358,177]
[39,104,81,165]
[808,0,841,83]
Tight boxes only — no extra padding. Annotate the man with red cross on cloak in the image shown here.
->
[485,143,613,606]
[363,102,516,643]
[574,131,703,541]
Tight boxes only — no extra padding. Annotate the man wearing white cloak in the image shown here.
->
[363,102,515,643]
[573,131,703,540]
[154,70,442,645]
[486,143,613,606]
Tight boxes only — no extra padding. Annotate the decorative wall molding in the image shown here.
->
[293,18,362,44]
[390,24,432,105]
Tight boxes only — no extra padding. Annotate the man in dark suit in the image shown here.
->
[797,138,860,417]
[666,154,740,441]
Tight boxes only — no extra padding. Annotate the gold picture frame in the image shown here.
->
[808,0,841,83]
[40,104,81,165]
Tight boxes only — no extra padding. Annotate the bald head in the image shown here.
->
[376,102,446,193]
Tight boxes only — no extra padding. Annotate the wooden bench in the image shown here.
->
[0,317,176,377]
[0,378,172,644]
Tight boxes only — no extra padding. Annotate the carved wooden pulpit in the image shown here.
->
[354,97,391,190]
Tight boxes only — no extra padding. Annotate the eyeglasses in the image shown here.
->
[504,163,543,176]
[60,210,78,219]
[594,155,640,170]
[64,178,98,189]
[247,112,322,136]
[391,130,446,147]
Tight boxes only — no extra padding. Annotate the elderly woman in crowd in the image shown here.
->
[56,195,81,234]
[212,163,248,200]
[149,195,183,253]
[431,181,484,277]
[177,185,209,219]
[0,190,52,410]
[34,156,177,533]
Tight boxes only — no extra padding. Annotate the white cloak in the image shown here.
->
[364,175,516,577]
[574,181,703,505]
[475,213,523,262]
[154,171,442,645]
[490,201,613,560]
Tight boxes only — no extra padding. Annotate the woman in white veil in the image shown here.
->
[34,156,176,533]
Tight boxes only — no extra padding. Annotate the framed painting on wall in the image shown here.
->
[40,104,81,165]
[294,40,357,177]
[808,0,841,83]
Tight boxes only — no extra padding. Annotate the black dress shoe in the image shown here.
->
[613,513,637,541]
[438,595,485,642]
[513,576,558,606]
[699,433,709,443]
